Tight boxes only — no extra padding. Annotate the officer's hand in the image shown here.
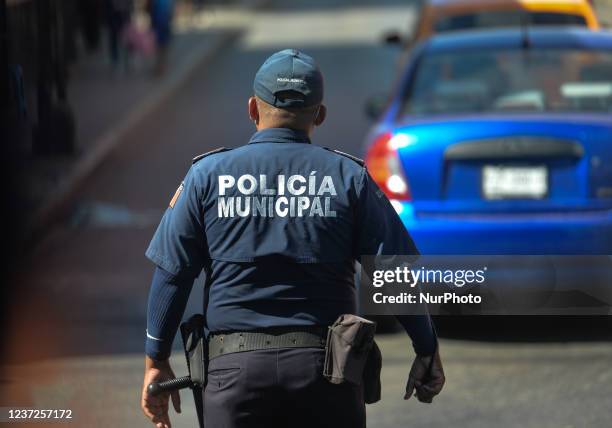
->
[404,348,445,403]
[142,356,181,428]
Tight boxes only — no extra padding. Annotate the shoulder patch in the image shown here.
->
[192,147,231,164]
[169,182,184,208]
[323,147,364,166]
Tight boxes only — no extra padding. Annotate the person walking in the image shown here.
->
[147,0,174,75]
[105,0,133,72]
[141,49,445,428]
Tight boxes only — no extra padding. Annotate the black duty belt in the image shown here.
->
[208,327,327,360]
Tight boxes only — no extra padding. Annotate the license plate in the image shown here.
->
[482,165,548,199]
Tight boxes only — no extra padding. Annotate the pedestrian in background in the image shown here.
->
[105,0,134,72]
[193,0,206,11]
[147,0,175,75]
[78,0,104,52]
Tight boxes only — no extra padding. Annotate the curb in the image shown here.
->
[25,0,273,244]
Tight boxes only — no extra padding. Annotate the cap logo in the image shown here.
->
[277,77,306,84]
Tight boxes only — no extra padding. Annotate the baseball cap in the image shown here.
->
[253,49,324,108]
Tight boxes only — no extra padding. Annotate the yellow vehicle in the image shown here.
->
[387,0,599,46]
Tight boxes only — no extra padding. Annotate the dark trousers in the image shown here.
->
[204,347,366,428]
[107,11,129,65]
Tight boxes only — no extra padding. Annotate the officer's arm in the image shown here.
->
[144,166,207,358]
[142,167,207,425]
[145,267,194,360]
[142,267,191,425]
[355,169,437,356]
[355,169,445,402]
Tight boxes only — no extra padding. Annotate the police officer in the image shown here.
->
[141,49,445,428]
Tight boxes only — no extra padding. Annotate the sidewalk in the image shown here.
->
[24,1,255,241]
[596,0,612,23]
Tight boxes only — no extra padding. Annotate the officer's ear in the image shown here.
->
[248,97,259,124]
[314,104,326,127]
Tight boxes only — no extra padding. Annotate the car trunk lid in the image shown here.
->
[394,114,612,214]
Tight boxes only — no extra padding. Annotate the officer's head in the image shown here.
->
[249,49,327,133]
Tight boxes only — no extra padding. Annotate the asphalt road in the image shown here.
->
[2,0,612,427]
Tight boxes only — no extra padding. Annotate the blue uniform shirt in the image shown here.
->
[146,127,419,333]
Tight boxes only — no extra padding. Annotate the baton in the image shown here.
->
[145,314,206,428]
[147,375,193,397]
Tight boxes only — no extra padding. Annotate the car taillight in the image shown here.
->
[365,132,412,201]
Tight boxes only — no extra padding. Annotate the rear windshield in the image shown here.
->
[401,48,612,116]
[434,12,588,32]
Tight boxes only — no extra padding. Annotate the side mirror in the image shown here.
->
[383,31,403,45]
[365,94,388,120]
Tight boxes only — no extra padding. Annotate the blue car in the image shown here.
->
[365,28,612,256]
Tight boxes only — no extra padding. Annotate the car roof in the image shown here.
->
[428,0,590,8]
[423,27,612,53]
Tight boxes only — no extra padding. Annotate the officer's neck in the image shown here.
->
[256,123,313,136]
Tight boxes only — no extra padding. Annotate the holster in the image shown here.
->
[323,314,382,404]
[179,314,207,428]
[180,314,207,386]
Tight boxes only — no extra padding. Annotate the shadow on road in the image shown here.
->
[433,315,612,342]
[374,315,612,342]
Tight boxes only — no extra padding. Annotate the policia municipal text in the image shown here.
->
[140,49,445,428]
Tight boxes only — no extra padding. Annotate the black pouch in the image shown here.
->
[180,314,207,387]
[363,339,382,404]
[323,314,382,403]
[179,314,207,428]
